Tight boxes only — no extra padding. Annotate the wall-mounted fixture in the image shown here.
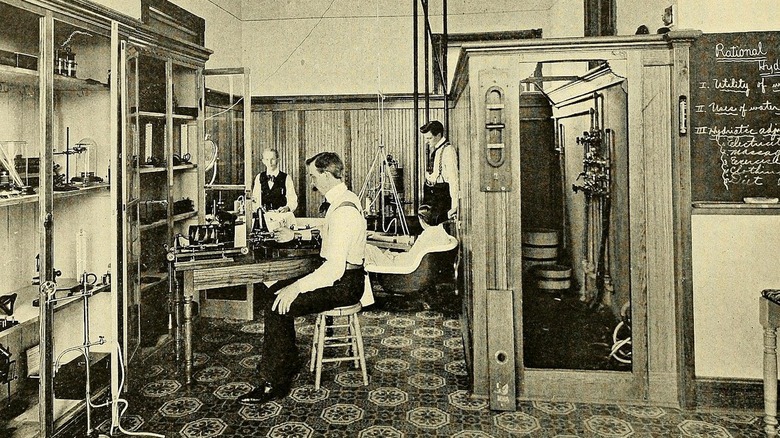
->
[679,95,688,135]
[480,79,513,193]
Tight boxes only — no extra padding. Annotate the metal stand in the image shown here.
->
[358,145,409,236]
[52,272,106,436]
[52,127,86,191]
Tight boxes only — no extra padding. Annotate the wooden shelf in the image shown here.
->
[173,163,197,171]
[53,75,110,92]
[140,274,167,293]
[8,354,111,435]
[139,218,167,232]
[138,211,196,231]
[53,183,110,200]
[0,63,37,85]
[130,110,196,121]
[8,281,111,328]
[0,192,37,207]
[173,211,197,222]
[0,65,110,92]
[0,184,109,208]
[131,110,165,119]
[205,184,244,191]
[139,165,166,174]
[140,163,196,174]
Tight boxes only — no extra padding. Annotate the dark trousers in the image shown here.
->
[423,182,451,225]
[257,269,364,385]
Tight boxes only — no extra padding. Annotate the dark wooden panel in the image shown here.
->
[690,31,780,202]
[695,378,763,410]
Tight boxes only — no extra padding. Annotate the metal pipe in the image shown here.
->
[81,278,92,434]
[442,0,449,136]
[413,0,419,214]
[422,0,430,122]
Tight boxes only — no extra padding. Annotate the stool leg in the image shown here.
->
[352,314,368,386]
[764,326,779,436]
[315,315,327,390]
[349,315,359,368]
[310,315,321,373]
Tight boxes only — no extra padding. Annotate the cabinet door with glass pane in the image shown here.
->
[203,68,251,239]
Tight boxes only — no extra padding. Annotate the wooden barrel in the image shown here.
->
[522,229,559,271]
[535,264,572,291]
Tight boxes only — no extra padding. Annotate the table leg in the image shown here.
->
[764,326,778,436]
[184,295,193,385]
[175,272,191,363]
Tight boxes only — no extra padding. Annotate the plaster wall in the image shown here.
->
[676,0,779,33]
[86,1,780,96]
[692,215,780,379]
[239,0,553,96]
[90,0,140,19]
[170,0,243,69]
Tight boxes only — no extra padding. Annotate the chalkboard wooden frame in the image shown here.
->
[690,31,780,203]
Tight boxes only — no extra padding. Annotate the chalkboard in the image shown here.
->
[690,31,780,202]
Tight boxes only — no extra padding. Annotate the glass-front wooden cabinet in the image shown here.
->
[203,69,252,238]
[0,1,121,435]
[122,46,208,375]
[0,0,211,436]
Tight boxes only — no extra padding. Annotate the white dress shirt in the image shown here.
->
[251,170,298,212]
[293,182,366,294]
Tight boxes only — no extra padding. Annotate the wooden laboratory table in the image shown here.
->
[173,253,320,384]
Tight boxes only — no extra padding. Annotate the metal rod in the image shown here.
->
[413,0,419,214]
[65,127,70,182]
[81,276,92,434]
[39,12,55,436]
[422,0,430,122]
[442,0,449,136]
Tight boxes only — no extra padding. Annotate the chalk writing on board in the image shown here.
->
[691,34,780,196]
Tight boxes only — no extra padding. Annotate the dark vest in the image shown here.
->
[261,171,288,211]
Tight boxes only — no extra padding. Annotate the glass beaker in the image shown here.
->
[1,141,36,191]
[73,138,99,185]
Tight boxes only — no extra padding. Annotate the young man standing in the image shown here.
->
[420,120,459,225]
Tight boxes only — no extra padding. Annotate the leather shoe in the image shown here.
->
[237,381,290,405]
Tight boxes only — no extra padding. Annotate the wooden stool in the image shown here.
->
[760,290,780,436]
[309,303,368,390]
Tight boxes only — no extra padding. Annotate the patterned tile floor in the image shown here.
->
[86,306,764,438]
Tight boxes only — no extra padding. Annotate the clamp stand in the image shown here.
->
[52,271,106,436]
[53,127,85,192]
[358,145,409,236]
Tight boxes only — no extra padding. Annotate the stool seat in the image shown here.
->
[309,303,368,390]
[320,302,362,317]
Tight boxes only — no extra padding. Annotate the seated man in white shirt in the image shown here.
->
[238,152,366,406]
